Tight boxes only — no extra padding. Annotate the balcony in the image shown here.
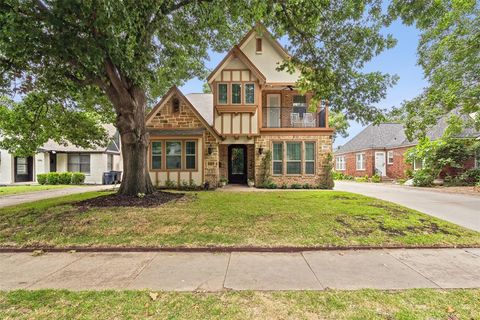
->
[262,107,327,129]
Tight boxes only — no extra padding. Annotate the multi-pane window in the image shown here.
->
[185,141,196,170]
[387,151,394,164]
[218,83,228,104]
[356,153,365,170]
[151,142,162,169]
[107,154,114,171]
[336,156,346,171]
[245,83,255,104]
[272,142,283,175]
[232,84,241,104]
[304,142,315,174]
[293,95,307,118]
[413,158,423,170]
[166,142,182,169]
[286,142,302,174]
[68,153,91,174]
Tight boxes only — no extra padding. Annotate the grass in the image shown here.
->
[0,185,74,197]
[0,289,479,319]
[0,190,479,248]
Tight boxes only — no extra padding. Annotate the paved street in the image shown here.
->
[1,249,479,291]
[0,185,115,208]
[335,181,480,231]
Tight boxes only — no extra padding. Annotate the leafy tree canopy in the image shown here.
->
[0,0,398,194]
[388,0,479,140]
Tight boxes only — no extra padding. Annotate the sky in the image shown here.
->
[180,20,428,149]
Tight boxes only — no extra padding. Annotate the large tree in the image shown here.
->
[0,0,396,195]
[388,0,479,140]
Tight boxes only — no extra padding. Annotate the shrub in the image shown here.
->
[355,176,368,182]
[71,172,86,185]
[165,179,176,189]
[264,182,277,189]
[302,183,312,189]
[46,172,59,185]
[37,173,48,185]
[332,171,345,180]
[280,183,288,189]
[404,168,414,179]
[458,168,480,185]
[371,174,381,183]
[318,153,334,189]
[290,183,302,189]
[412,169,434,187]
[58,172,73,185]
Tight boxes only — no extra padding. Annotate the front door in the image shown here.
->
[228,145,247,184]
[14,156,33,182]
[374,152,386,176]
[50,153,57,172]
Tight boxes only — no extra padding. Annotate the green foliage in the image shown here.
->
[259,150,272,187]
[58,172,73,185]
[165,180,176,189]
[37,174,47,185]
[371,174,381,183]
[333,172,354,180]
[407,136,476,179]
[318,153,334,189]
[445,169,480,187]
[328,111,349,141]
[388,1,479,140]
[302,183,312,189]
[280,183,288,189]
[404,168,414,179]
[412,169,434,187]
[290,183,302,189]
[355,176,368,183]
[71,172,86,185]
[46,172,60,185]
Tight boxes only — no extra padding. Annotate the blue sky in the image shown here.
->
[180,20,427,148]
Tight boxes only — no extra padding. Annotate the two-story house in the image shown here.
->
[145,25,333,187]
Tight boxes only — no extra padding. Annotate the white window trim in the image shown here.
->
[387,151,394,165]
[356,153,365,171]
[413,158,424,170]
[336,156,346,171]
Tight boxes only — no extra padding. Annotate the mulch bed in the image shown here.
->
[75,191,184,208]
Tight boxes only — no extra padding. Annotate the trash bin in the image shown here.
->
[111,171,122,184]
[103,172,114,185]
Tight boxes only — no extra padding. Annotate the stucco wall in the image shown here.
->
[0,149,14,184]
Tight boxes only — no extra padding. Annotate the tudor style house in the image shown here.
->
[145,25,333,188]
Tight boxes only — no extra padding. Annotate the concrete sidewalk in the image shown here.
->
[0,185,115,208]
[335,181,480,231]
[1,249,479,291]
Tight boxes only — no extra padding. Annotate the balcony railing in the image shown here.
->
[262,107,327,128]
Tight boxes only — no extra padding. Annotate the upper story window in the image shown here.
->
[232,84,241,104]
[245,83,255,104]
[218,83,228,104]
[256,38,262,53]
[293,95,307,118]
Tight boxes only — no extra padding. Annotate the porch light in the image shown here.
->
[207,144,213,155]
[258,147,264,155]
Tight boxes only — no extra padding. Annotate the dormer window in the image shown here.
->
[256,38,262,53]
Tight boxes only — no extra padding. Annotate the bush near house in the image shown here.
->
[371,174,381,183]
[37,172,86,185]
[412,169,435,187]
[333,172,354,180]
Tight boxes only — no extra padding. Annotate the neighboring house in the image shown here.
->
[334,116,480,179]
[0,124,122,185]
[145,24,333,188]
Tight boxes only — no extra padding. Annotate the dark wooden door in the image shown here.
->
[228,145,247,184]
[50,153,57,172]
[14,156,33,182]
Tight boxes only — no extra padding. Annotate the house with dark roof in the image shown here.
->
[0,124,122,184]
[144,24,333,188]
[334,115,480,179]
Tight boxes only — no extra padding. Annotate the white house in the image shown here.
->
[0,125,122,185]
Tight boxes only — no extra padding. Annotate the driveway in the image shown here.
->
[335,181,480,231]
[0,185,115,208]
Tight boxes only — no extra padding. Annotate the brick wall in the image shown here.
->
[261,90,315,127]
[254,134,332,186]
[386,146,412,179]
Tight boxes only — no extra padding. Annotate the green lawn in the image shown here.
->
[1,289,479,319]
[0,190,479,248]
[0,185,73,197]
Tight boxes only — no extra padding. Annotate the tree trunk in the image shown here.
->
[107,85,155,196]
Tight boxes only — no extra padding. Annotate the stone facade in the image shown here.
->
[254,134,332,186]
[148,96,205,129]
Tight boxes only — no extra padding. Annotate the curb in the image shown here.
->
[1,245,479,253]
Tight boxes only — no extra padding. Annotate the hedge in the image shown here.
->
[37,172,85,185]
